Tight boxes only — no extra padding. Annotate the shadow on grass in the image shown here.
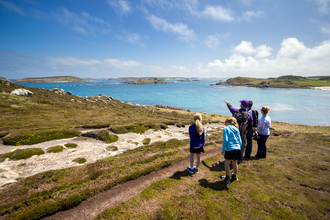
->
[170,170,193,180]
[202,161,225,172]
[198,178,229,191]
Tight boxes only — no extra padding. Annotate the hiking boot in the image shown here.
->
[186,167,194,174]
[221,175,231,183]
[231,174,239,181]
[193,167,199,174]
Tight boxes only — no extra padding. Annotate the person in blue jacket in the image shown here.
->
[221,117,242,183]
[187,113,205,174]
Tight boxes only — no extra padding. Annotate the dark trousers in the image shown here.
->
[256,134,269,158]
[238,133,246,164]
[245,129,253,158]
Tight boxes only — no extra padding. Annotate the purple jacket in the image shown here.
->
[226,103,253,125]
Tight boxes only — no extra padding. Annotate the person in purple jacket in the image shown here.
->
[187,113,205,174]
[224,99,253,164]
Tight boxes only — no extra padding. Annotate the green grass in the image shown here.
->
[0,132,9,138]
[72,157,86,164]
[81,130,118,143]
[4,130,81,146]
[0,138,191,220]
[0,148,44,161]
[95,132,330,220]
[65,143,78,148]
[47,145,64,153]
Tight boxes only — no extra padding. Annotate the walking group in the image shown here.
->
[186,99,272,184]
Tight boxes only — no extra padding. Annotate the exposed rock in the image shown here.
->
[71,99,75,102]
[1,170,19,178]
[10,89,33,96]
[1,179,17,187]
[66,91,73,95]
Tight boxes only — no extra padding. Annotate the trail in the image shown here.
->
[43,146,220,220]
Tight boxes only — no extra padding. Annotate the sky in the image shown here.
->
[0,0,330,79]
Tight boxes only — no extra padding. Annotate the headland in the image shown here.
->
[13,76,89,83]
[213,75,330,89]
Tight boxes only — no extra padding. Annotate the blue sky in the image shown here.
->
[1,0,330,79]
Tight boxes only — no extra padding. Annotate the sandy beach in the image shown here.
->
[311,86,330,90]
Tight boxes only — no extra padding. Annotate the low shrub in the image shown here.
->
[4,130,81,146]
[72,157,86,164]
[142,138,151,145]
[81,130,118,143]
[47,145,63,153]
[65,143,78,148]
[0,148,44,161]
[81,124,110,129]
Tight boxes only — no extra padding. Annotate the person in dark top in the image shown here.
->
[245,100,258,158]
[187,113,205,174]
[224,100,253,164]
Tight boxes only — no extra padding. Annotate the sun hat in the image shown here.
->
[239,100,250,107]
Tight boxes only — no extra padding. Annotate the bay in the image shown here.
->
[16,78,330,126]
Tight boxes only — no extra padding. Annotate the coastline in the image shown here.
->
[311,86,330,91]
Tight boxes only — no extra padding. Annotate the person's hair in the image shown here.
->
[249,100,253,108]
[225,117,239,129]
[194,113,203,135]
[261,106,271,115]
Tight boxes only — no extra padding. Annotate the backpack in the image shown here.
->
[251,109,259,127]
[234,110,250,137]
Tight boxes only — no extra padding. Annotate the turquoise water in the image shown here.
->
[16,78,330,126]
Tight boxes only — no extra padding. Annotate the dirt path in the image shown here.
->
[43,146,221,220]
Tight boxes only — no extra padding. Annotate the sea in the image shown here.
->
[15,78,330,127]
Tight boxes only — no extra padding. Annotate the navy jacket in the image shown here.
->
[189,123,205,148]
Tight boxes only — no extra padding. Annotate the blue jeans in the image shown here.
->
[245,129,253,158]
[256,134,269,158]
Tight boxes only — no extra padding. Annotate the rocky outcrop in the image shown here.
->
[0,77,10,82]
[10,89,33,96]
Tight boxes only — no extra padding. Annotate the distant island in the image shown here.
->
[121,78,172,85]
[212,75,330,89]
[13,76,89,83]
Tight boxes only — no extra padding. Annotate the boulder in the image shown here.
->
[10,89,33,96]
[66,91,73,95]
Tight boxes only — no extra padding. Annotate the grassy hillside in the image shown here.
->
[0,79,329,219]
[217,75,330,88]
[13,76,89,83]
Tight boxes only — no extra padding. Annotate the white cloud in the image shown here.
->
[0,0,24,14]
[171,65,189,71]
[204,34,220,48]
[320,23,330,34]
[108,0,132,15]
[277,38,307,58]
[241,10,264,21]
[255,45,273,58]
[126,33,148,47]
[147,15,197,42]
[201,5,235,22]
[235,41,272,58]
[104,58,142,69]
[45,56,103,66]
[52,7,111,34]
[207,38,330,77]
[235,41,255,54]
[314,0,330,14]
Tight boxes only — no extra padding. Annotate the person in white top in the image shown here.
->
[254,106,271,158]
